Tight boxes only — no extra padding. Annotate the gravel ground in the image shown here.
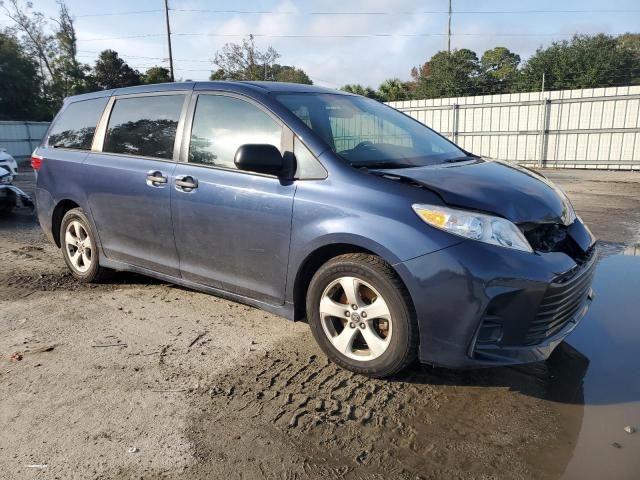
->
[0,169,639,479]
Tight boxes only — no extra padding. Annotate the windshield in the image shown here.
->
[275,93,467,168]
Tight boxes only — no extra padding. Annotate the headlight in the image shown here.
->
[557,189,576,225]
[0,175,12,184]
[412,203,533,253]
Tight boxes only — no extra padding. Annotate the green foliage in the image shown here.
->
[210,35,312,84]
[209,68,226,81]
[270,64,313,84]
[517,34,637,91]
[480,47,520,93]
[212,34,279,81]
[411,49,481,99]
[92,49,141,90]
[377,78,411,102]
[48,1,91,111]
[340,84,380,100]
[0,31,44,119]
[143,66,172,85]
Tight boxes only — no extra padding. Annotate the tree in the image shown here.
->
[517,34,637,92]
[377,78,410,102]
[411,49,480,98]
[49,1,90,106]
[0,31,43,119]
[618,33,640,84]
[143,66,172,84]
[92,50,141,90]
[1,0,55,80]
[210,35,312,83]
[270,64,312,84]
[340,84,379,99]
[209,68,226,80]
[480,47,520,93]
[212,34,279,80]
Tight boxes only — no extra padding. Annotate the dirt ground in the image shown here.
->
[1,169,639,479]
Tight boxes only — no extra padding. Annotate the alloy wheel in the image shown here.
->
[319,276,392,361]
[64,220,93,273]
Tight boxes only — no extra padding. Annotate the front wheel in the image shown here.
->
[306,253,418,378]
[60,208,110,282]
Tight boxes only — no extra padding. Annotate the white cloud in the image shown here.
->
[1,0,638,86]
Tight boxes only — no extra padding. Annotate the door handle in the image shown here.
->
[175,175,198,192]
[146,170,168,187]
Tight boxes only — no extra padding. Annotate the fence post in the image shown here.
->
[538,99,551,168]
[24,121,33,154]
[451,103,459,143]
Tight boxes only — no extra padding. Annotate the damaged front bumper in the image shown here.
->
[0,184,34,210]
[395,219,597,369]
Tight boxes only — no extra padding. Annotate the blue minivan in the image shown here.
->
[33,81,596,377]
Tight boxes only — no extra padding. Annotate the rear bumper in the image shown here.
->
[397,237,597,369]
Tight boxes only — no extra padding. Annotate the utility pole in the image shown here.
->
[447,0,452,53]
[163,0,175,81]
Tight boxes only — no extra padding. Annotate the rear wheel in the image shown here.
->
[60,208,109,282]
[306,253,418,378]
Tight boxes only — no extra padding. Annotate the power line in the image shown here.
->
[70,7,640,18]
[79,34,165,41]
[77,31,633,41]
[169,8,640,15]
[170,32,626,38]
[77,51,211,62]
[75,9,163,18]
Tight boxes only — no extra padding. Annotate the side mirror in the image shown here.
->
[234,144,294,179]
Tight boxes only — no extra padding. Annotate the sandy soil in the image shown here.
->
[0,169,639,479]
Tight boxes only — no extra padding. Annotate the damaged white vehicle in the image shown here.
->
[0,148,33,214]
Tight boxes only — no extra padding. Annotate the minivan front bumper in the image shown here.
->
[397,235,597,369]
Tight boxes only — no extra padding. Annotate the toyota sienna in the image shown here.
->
[33,81,597,377]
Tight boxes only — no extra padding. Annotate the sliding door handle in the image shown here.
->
[175,175,198,192]
[146,171,168,187]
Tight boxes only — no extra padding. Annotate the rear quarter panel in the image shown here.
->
[35,147,91,242]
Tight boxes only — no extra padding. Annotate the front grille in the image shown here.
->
[525,252,596,345]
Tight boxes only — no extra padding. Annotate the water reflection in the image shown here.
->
[623,243,640,256]
[557,254,640,479]
[389,253,640,479]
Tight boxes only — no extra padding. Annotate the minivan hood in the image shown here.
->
[375,159,572,225]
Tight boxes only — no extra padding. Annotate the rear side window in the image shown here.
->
[48,97,108,150]
[189,95,282,169]
[103,95,185,160]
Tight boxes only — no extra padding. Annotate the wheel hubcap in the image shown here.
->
[65,220,92,273]
[319,276,392,361]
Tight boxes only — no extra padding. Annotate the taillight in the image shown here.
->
[31,153,43,170]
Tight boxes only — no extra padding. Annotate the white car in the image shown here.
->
[0,148,19,177]
[0,147,32,213]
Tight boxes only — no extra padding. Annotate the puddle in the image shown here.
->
[622,243,640,256]
[552,253,640,479]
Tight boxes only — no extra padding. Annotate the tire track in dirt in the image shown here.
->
[186,335,581,479]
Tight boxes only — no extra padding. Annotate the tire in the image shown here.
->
[60,208,110,282]
[306,253,418,378]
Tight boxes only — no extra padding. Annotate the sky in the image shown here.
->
[2,0,640,88]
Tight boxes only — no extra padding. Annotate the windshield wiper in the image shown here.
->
[444,156,476,164]
[353,161,416,169]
